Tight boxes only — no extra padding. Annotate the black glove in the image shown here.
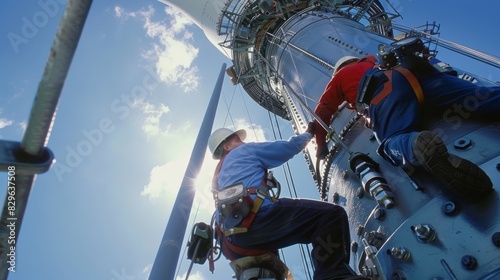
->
[306,121,316,135]
[316,145,329,159]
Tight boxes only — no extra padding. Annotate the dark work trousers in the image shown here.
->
[369,68,500,166]
[227,198,356,280]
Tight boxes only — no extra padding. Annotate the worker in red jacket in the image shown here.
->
[314,54,378,158]
[312,53,497,202]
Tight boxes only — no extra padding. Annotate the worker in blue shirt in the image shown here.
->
[208,125,368,280]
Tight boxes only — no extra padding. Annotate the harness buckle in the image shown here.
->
[265,171,281,201]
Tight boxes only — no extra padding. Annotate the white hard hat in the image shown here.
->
[208,128,247,159]
[333,56,360,75]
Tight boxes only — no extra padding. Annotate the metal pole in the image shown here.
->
[149,63,227,280]
[392,23,500,69]
[0,1,93,279]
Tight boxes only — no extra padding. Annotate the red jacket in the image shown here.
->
[314,55,377,147]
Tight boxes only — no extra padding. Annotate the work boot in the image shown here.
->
[412,131,493,202]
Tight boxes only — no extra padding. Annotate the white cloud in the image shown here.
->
[230,119,268,142]
[176,271,205,280]
[141,264,152,279]
[113,5,140,20]
[140,149,215,205]
[141,120,268,201]
[131,99,192,139]
[19,121,27,133]
[141,157,188,200]
[133,100,170,138]
[113,6,125,18]
[115,5,199,93]
[0,118,14,129]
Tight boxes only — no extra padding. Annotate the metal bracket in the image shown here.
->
[0,140,54,175]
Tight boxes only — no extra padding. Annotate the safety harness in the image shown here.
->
[210,154,280,262]
[355,37,431,128]
[356,65,425,128]
[370,66,424,106]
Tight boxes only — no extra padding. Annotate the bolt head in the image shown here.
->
[461,255,478,270]
[492,232,500,247]
[442,201,458,216]
[454,138,472,150]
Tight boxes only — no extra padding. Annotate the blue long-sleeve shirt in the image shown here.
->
[216,132,313,191]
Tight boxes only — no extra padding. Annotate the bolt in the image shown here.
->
[454,138,472,150]
[361,266,373,277]
[492,232,500,247]
[461,255,478,270]
[356,225,364,236]
[333,192,339,203]
[391,271,407,280]
[496,163,500,171]
[356,187,364,198]
[412,224,437,243]
[374,209,386,221]
[351,241,358,253]
[442,201,458,216]
[389,247,411,261]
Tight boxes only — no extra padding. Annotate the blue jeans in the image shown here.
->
[369,68,500,166]
[227,198,356,280]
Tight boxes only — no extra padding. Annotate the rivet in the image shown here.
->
[356,225,364,236]
[461,255,478,270]
[351,241,358,253]
[343,170,349,179]
[356,187,364,198]
[442,201,458,216]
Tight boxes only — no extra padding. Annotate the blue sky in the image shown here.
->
[0,1,498,280]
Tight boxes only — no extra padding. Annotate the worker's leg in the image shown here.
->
[419,70,500,121]
[230,198,357,280]
[370,71,492,201]
[369,70,422,166]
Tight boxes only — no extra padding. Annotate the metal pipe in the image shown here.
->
[21,0,93,155]
[0,1,93,279]
[392,23,500,70]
